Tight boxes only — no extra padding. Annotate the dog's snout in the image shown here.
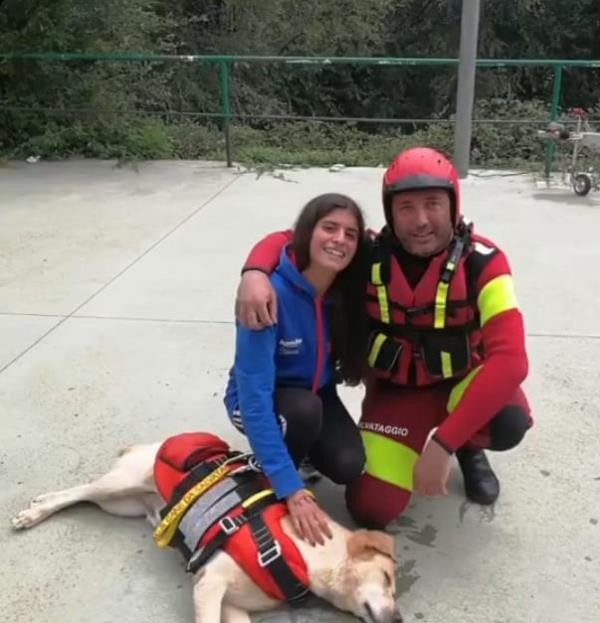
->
[392,606,403,623]
[367,603,403,623]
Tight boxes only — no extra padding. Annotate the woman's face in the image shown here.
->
[308,208,360,274]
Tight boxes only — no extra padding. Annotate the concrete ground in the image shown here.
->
[1,159,599,623]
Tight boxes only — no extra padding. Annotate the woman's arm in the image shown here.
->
[234,324,304,499]
[235,304,333,545]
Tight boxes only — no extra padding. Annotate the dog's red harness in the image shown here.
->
[153,432,309,603]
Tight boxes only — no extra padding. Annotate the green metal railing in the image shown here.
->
[2,52,600,172]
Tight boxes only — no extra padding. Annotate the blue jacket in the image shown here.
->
[224,246,333,499]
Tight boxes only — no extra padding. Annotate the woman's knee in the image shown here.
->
[322,447,366,484]
[277,388,323,431]
[489,405,532,451]
[274,388,323,463]
[345,474,411,529]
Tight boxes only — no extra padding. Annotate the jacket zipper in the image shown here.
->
[312,297,324,393]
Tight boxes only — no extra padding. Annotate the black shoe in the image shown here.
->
[456,447,500,505]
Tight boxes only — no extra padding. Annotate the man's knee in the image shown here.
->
[345,474,411,529]
[488,404,532,451]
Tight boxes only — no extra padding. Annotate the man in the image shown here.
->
[235,147,533,528]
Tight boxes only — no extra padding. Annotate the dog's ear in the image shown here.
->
[347,530,396,561]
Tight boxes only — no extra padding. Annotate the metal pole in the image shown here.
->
[543,65,563,178]
[453,0,481,178]
[219,60,232,167]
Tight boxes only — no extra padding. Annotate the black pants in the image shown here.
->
[485,404,532,451]
[234,384,365,485]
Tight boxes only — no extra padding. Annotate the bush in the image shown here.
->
[469,99,549,168]
[230,121,450,167]
[1,97,579,173]
[169,122,223,159]
[121,119,174,159]
[12,117,176,160]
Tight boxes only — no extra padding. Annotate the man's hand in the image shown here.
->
[235,270,277,330]
[413,438,452,497]
[287,489,332,546]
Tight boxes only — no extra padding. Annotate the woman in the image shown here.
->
[224,193,368,547]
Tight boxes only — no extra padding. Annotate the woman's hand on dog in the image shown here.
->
[287,489,332,546]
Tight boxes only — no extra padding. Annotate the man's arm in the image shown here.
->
[433,247,529,452]
[236,230,292,329]
[243,230,293,273]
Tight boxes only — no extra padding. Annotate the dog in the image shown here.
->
[12,438,403,623]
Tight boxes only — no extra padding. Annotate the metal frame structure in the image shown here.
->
[537,108,600,195]
[2,52,600,170]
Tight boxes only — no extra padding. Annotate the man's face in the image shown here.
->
[390,188,453,257]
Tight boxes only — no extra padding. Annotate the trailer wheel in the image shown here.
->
[573,174,592,196]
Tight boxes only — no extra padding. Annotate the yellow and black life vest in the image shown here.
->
[366,224,482,386]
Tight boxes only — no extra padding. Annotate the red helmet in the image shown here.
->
[382,147,461,229]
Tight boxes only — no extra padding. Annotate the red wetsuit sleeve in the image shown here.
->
[242,230,293,274]
[434,251,529,451]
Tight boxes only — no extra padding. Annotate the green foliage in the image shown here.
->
[121,119,173,159]
[469,99,549,166]
[169,122,223,159]
[13,117,175,160]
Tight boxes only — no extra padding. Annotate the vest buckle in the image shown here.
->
[258,540,282,567]
[219,515,240,536]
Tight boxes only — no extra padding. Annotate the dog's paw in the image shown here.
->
[11,508,40,530]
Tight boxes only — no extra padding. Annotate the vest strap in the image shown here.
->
[179,475,266,551]
[433,222,472,329]
[186,488,276,573]
[161,452,241,522]
[248,514,311,604]
[366,294,472,316]
[154,454,251,548]
[187,500,310,605]
[369,319,479,342]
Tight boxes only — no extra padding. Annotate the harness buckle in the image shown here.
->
[228,455,262,477]
[248,456,262,472]
[219,515,240,536]
[258,540,282,567]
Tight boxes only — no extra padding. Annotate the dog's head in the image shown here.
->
[332,530,402,623]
